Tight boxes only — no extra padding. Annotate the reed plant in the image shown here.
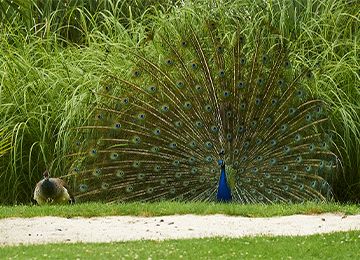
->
[0,0,358,204]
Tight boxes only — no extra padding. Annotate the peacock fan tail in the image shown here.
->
[68,17,338,204]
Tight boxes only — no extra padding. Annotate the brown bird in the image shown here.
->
[34,170,75,205]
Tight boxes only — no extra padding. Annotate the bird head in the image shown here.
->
[43,170,49,179]
[218,150,225,166]
[218,159,225,167]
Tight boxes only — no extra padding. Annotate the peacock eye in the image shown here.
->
[174,121,183,128]
[316,106,323,113]
[176,81,184,88]
[195,121,204,128]
[205,156,213,163]
[204,141,213,149]
[257,78,264,85]
[204,104,212,112]
[238,125,245,133]
[138,113,146,120]
[147,85,157,93]
[115,170,124,178]
[269,158,277,165]
[79,184,88,192]
[237,81,245,88]
[251,120,257,128]
[183,101,192,109]
[211,125,219,133]
[132,161,141,168]
[270,139,277,146]
[283,146,291,154]
[289,107,296,116]
[169,142,177,149]
[189,140,197,148]
[161,104,170,112]
[309,144,315,151]
[195,85,203,92]
[223,90,230,97]
[305,113,312,121]
[294,134,302,142]
[153,128,161,135]
[132,136,141,144]
[280,124,287,132]
[110,153,119,160]
[151,146,160,153]
[262,54,268,63]
[191,63,198,69]
[132,70,141,77]
[93,168,101,176]
[165,59,174,65]
[255,138,262,145]
[173,160,180,167]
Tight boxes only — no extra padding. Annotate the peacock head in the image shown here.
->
[43,170,49,179]
[218,159,225,167]
[218,149,225,167]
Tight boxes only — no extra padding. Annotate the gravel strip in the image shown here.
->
[1,213,359,246]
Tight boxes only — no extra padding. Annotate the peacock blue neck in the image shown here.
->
[216,160,232,202]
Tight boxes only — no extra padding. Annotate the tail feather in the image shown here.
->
[67,16,338,203]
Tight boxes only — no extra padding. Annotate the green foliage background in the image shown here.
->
[0,0,358,204]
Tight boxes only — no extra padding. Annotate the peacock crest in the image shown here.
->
[68,16,338,203]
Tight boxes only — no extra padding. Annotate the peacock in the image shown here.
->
[34,170,75,205]
[67,15,338,204]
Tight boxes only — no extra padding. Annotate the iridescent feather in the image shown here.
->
[67,17,337,203]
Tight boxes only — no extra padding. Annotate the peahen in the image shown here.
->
[68,16,338,204]
[34,170,75,205]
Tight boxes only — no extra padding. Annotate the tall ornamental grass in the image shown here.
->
[0,0,358,204]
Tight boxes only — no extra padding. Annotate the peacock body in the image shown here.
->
[69,16,337,204]
[34,170,75,205]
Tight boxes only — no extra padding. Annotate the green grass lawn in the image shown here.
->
[1,202,359,219]
[1,231,359,259]
[1,202,359,258]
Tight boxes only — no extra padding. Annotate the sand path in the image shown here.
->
[1,213,360,246]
